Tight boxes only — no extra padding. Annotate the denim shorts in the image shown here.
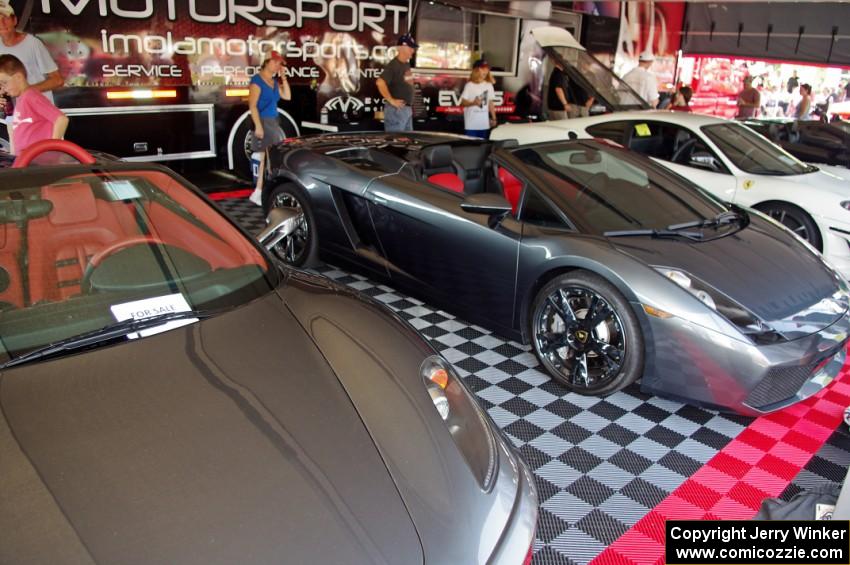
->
[384,104,412,131]
[251,116,285,151]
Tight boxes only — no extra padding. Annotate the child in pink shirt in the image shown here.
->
[0,54,67,154]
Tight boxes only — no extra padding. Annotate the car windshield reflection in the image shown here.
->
[0,169,274,363]
[702,123,811,176]
[512,142,728,234]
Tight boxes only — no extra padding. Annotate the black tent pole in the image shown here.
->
[795,26,805,54]
[827,26,838,63]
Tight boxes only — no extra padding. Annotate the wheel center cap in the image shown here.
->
[575,329,589,343]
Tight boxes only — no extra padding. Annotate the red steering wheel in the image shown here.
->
[82,236,169,291]
[12,139,96,168]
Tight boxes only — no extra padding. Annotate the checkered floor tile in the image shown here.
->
[779,419,850,504]
[217,197,760,565]
[217,196,268,234]
[591,372,850,565]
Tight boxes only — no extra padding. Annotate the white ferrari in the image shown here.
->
[493,111,850,277]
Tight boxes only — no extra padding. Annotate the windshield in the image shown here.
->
[0,168,273,361]
[702,123,811,175]
[550,47,648,110]
[512,142,728,234]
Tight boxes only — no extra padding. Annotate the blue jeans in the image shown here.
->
[465,129,490,139]
[384,103,412,131]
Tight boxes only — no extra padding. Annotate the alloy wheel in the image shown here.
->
[533,285,627,391]
[270,191,310,264]
[767,208,810,243]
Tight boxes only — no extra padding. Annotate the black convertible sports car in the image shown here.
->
[744,118,850,168]
[260,132,850,415]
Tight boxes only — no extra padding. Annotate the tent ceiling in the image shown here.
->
[683,2,850,66]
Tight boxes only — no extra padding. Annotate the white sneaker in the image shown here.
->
[248,187,263,206]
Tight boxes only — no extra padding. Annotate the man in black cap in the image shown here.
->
[376,33,418,131]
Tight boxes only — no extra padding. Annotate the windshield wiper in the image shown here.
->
[0,310,212,369]
[666,209,743,231]
[603,228,704,240]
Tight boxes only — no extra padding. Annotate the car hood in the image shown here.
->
[774,167,850,198]
[0,293,422,565]
[611,216,847,339]
[812,164,850,184]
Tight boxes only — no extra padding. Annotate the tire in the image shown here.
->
[0,123,9,153]
[230,113,298,180]
[754,202,822,251]
[530,270,643,395]
[263,183,318,268]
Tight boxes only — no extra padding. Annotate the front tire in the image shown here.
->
[264,183,318,268]
[755,202,822,251]
[530,271,643,395]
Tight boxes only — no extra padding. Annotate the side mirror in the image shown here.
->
[494,138,519,149]
[569,150,602,164]
[460,193,512,216]
[689,151,720,172]
[258,207,304,250]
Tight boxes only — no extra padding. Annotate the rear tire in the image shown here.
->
[530,270,643,395]
[230,112,298,180]
[0,123,9,153]
[754,202,822,251]
[264,183,318,268]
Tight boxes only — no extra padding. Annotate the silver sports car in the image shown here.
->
[0,140,537,565]
[261,132,850,415]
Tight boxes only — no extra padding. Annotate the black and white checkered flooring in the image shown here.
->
[218,197,756,565]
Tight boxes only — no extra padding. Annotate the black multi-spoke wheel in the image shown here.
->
[264,183,318,267]
[756,202,822,251]
[530,271,643,395]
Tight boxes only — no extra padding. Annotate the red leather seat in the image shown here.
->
[28,182,135,303]
[0,221,23,308]
[132,170,265,270]
[498,167,522,214]
[427,172,465,193]
[144,202,250,270]
[422,145,465,194]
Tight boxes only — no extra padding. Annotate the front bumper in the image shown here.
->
[820,217,850,279]
[488,446,538,565]
[639,306,850,416]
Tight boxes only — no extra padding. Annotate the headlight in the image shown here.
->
[422,356,498,489]
[654,267,783,345]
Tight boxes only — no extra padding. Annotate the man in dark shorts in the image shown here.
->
[377,34,418,131]
[547,60,571,120]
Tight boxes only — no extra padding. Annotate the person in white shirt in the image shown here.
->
[0,1,63,106]
[459,59,497,139]
[623,52,659,108]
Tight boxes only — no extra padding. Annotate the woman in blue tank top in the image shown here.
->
[248,50,292,205]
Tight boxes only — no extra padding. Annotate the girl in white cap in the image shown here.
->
[460,59,497,139]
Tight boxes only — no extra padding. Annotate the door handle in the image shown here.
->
[373,196,388,205]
